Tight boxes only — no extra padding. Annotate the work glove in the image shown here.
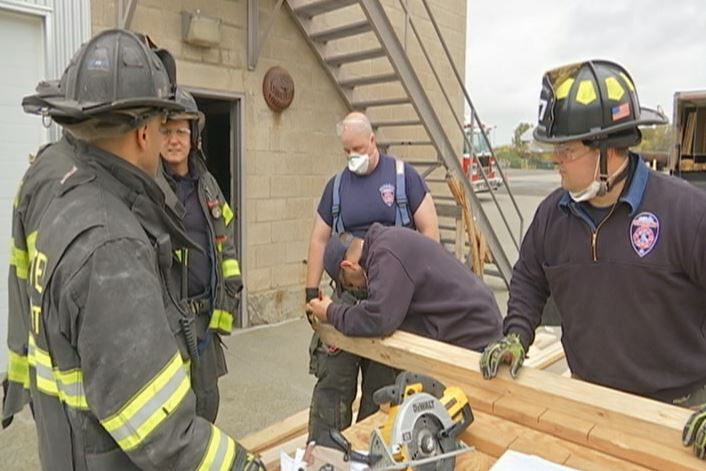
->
[682,404,706,459]
[305,287,320,327]
[233,440,267,470]
[479,333,526,379]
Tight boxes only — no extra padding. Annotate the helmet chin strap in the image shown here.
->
[570,145,630,203]
[596,143,609,197]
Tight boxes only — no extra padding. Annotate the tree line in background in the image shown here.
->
[494,122,673,169]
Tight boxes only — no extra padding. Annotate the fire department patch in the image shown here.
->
[379,183,395,207]
[630,212,659,257]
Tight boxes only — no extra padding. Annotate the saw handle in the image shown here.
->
[373,371,446,406]
[328,429,377,465]
[441,402,474,441]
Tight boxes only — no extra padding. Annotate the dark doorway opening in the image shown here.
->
[191,93,244,327]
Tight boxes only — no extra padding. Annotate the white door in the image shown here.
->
[0,8,46,373]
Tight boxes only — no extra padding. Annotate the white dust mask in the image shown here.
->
[347,153,370,175]
[570,155,602,203]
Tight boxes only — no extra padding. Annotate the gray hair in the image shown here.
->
[336,113,373,137]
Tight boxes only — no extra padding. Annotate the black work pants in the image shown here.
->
[307,331,398,447]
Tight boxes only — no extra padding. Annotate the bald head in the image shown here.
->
[337,112,379,174]
[336,112,373,138]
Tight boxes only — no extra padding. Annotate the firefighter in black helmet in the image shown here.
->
[11,29,264,470]
[158,88,243,423]
[479,60,706,460]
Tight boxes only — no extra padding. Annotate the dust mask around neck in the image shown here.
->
[347,153,370,175]
[569,153,629,203]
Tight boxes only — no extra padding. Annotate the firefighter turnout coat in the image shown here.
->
[24,139,244,470]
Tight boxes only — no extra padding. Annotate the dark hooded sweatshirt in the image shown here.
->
[326,223,503,351]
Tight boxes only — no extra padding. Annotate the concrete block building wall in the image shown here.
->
[90,0,467,325]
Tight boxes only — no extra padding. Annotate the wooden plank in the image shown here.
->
[589,425,699,471]
[493,394,547,425]
[316,325,699,469]
[525,334,566,370]
[239,408,310,453]
[465,383,504,413]
[467,411,652,471]
[537,409,595,445]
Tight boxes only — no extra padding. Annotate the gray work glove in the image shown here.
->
[683,404,706,459]
[479,333,526,379]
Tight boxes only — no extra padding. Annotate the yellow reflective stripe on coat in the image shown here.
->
[101,352,190,451]
[221,258,240,278]
[222,203,234,226]
[26,231,38,263]
[197,424,236,471]
[10,241,29,280]
[7,351,29,387]
[209,309,234,333]
[27,334,89,409]
[12,231,38,280]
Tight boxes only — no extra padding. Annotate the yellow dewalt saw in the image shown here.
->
[368,372,474,470]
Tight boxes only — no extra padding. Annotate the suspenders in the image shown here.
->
[331,158,411,235]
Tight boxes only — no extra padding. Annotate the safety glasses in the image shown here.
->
[552,144,596,163]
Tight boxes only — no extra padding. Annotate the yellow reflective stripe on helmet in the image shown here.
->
[555,78,574,100]
[28,334,89,409]
[222,203,234,226]
[8,351,29,387]
[197,425,236,471]
[101,352,190,450]
[10,241,29,280]
[575,80,597,105]
[209,310,234,333]
[605,77,625,101]
[619,72,635,91]
[222,258,241,278]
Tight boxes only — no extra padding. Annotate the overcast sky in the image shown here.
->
[465,0,706,145]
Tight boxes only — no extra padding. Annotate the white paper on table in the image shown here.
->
[279,447,307,471]
[279,448,371,471]
[490,450,579,471]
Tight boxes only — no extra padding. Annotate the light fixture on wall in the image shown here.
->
[181,10,221,47]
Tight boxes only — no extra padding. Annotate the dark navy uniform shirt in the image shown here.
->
[505,154,706,402]
[317,154,429,237]
[169,165,211,297]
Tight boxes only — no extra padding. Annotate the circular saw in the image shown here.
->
[368,372,474,470]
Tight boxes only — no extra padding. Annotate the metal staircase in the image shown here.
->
[285,0,524,287]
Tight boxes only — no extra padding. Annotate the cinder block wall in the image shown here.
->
[91,0,467,325]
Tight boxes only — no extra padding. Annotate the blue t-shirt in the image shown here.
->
[317,154,429,237]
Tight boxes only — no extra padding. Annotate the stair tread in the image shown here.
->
[377,139,433,146]
[325,47,386,66]
[339,72,398,88]
[351,97,409,108]
[310,20,370,42]
[292,0,358,17]
[370,119,422,127]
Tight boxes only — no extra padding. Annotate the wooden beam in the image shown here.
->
[316,324,701,470]
[239,408,310,453]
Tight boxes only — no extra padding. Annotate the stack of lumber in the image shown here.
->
[311,325,701,471]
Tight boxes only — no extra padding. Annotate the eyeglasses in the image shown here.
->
[552,144,596,163]
[159,127,191,139]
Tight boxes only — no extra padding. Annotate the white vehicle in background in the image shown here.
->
[462,123,502,192]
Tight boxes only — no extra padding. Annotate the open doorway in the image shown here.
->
[189,90,245,328]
